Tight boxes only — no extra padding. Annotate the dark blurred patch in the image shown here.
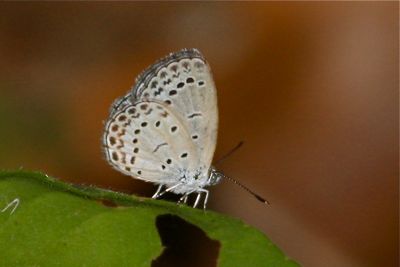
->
[99,199,118,207]
[152,214,220,267]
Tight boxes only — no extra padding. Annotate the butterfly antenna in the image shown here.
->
[223,174,270,205]
[215,141,244,166]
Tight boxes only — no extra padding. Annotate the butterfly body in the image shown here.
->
[103,48,221,208]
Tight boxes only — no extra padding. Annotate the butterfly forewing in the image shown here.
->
[132,49,218,171]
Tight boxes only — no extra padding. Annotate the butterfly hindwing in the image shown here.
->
[103,101,198,184]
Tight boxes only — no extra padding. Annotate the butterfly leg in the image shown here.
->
[177,190,195,205]
[183,194,189,204]
[193,190,208,208]
[151,185,164,199]
[155,183,181,199]
[191,189,209,209]
[193,193,202,208]
[202,189,209,210]
[177,194,188,205]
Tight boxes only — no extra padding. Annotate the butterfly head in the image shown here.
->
[207,167,223,186]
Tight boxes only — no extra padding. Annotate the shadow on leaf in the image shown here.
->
[152,214,220,267]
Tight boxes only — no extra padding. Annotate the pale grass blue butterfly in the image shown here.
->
[102,49,268,209]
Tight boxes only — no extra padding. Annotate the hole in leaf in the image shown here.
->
[152,214,220,267]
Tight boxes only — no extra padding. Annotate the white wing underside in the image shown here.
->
[103,49,218,185]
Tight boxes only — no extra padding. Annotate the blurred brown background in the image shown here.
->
[0,2,398,267]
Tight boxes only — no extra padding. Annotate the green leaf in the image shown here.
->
[0,170,299,267]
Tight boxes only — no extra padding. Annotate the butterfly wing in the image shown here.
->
[103,49,218,184]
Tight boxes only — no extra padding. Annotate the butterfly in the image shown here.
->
[102,48,268,209]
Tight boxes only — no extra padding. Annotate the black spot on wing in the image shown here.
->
[153,142,168,153]
[187,113,202,119]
